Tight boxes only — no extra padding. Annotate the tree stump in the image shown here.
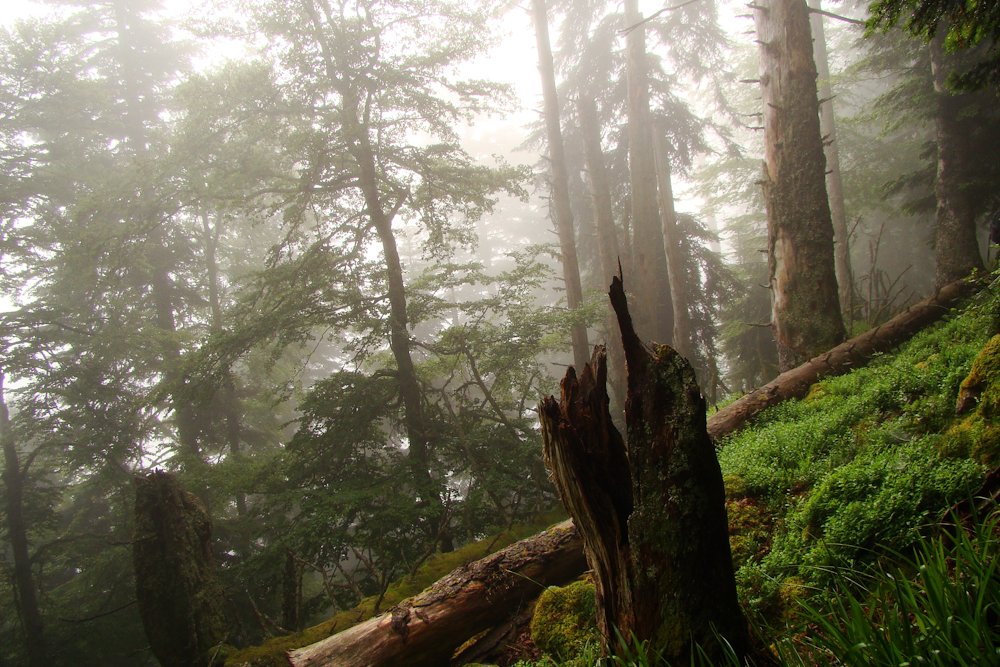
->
[538,275,750,663]
[133,471,227,667]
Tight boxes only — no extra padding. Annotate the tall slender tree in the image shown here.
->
[753,0,845,370]
[532,0,590,372]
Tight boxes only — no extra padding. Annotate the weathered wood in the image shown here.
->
[133,471,227,667]
[539,276,749,662]
[753,0,845,370]
[284,277,977,666]
[287,521,585,666]
[707,277,977,440]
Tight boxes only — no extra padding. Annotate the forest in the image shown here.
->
[0,0,998,665]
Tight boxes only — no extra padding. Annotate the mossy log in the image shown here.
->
[538,275,750,662]
[707,277,978,439]
[286,520,585,666]
[281,277,977,666]
[133,471,227,667]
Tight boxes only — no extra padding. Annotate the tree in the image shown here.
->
[624,0,674,345]
[809,0,855,318]
[753,0,846,370]
[531,0,590,372]
[867,0,1000,91]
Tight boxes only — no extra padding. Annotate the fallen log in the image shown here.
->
[707,277,978,439]
[286,276,979,666]
[287,520,585,666]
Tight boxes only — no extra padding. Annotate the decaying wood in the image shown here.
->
[707,277,978,439]
[287,521,585,666]
[133,471,227,667]
[285,277,978,666]
[539,275,749,662]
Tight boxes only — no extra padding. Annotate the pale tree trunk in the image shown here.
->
[578,94,626,409]
[808,0,854,320]
[532,0,590,372]
[930,31,984,287]
[652,125,694,361]
[0,373,48,666]
[200,211,246,516]
[624,0,673,345]
[753,0,845,371]
[539,276,751,663]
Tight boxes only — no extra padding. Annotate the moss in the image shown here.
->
[529,580,599,661]
[726,497,774,569]
[957,333,1000,416]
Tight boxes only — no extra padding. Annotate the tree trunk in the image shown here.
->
[300,0,448,548]
[133,471,227,667]
[808,0,854,320]
[531,0,590,372]
[578,93,626,410]
[652,126,695,362]
[930,30,984,287]
[275,277,978,666]
[624,0,673,345]
[0,373,48,667]
[707,276,977,439]
[286,520,586,667]
[753,0,845,371]
[538,276,750,663]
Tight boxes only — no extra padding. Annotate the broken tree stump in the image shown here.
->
[538,275,750,663]
[133,471,227,667]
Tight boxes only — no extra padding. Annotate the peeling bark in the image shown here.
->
[754,0,845,370]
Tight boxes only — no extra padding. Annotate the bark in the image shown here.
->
[133,471,227,667]
[930,31,984,288]
[809,0,854,318]
[578,94,626,409]
[532,0,590,372]
[652,126,694,361]
[0,373,48,666]
[754,0,845,371]
[538,276,749,662]
[624,0,673,345]
[707,276,977,439]
[286,520,586,667]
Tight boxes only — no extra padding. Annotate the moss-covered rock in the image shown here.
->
[956,333,1000,416]
[529,580,599,661]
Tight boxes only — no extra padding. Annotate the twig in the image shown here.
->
[620,0,701,35]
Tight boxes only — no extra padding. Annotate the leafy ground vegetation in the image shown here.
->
[506,283,1000,665]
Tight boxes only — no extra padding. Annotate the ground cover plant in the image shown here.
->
[516,283,997,665]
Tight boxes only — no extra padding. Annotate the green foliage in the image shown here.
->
[866,0,1000,90]
[719,285,994,620]
[777,511,1000,666]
